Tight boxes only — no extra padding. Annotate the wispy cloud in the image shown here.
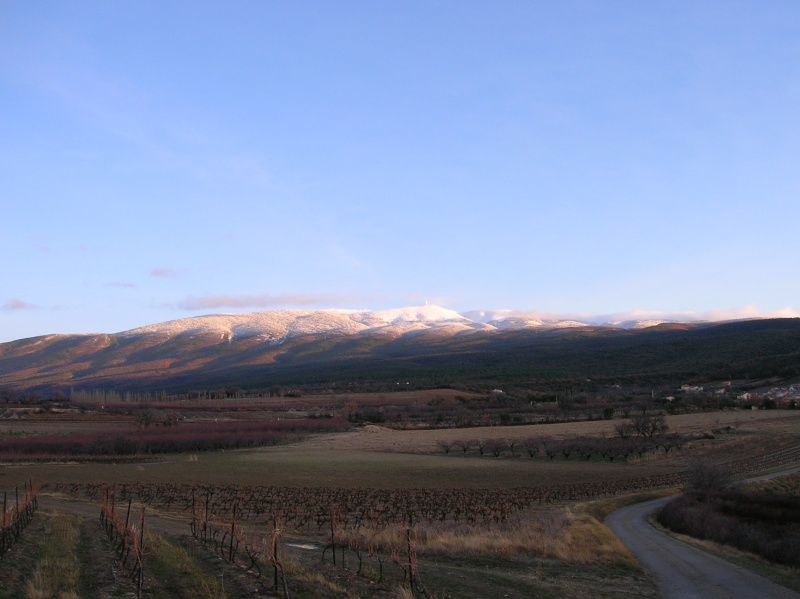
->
[110,281,137,288]
[150,268,176,278]
[2,299,41,311]
[177,293,369,311]
[16,49,278,187]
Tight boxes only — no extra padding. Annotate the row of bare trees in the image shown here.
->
[437,413,680,460]
[439,432,686,461]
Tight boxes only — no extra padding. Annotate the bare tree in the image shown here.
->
[455,439,473,454]
[1,386,15,404]
[631,413,668,438]
[507,438,519,455]
[485,438,508,458]
[522,437,540,458]
[476,438,487,456]
[136,408,160,429]
[541,436,558,460]
[559,440,576,459]
[574,437,597,460]
[657,433,686,454]
[615,421,635,439]
[436,440,455,455]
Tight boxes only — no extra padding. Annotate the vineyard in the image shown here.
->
[34,440,797,597]
[2,406,798,598]
[54,438,800,528]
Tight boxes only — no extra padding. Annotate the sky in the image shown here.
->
[2,1,800,342]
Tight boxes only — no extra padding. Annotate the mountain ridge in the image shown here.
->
[12,305,698,344]
[2,305,799,393]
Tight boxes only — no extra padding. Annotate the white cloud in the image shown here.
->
[2,298,41,311]
[150,268,176,278]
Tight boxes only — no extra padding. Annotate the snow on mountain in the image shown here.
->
[122,310,366,340]
[603,319,673,329]
[114,305,678,345]
[463,310,592,330]
[119,305,485,343]
[121,305,620,345]
[463,309,515,323]
[369,305,467,324]
[486,317,545,330]
[544,320,592,329]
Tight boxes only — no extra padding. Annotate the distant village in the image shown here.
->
[675,382,800,410]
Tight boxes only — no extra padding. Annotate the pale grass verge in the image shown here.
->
[575,489,677,521]
[391,586,414,599]
[145,531,227,599]
[747,471,800,495]
[559,507,635,565]
[345,508,636,566]
[283,558,359,598]
[25,511,81,599]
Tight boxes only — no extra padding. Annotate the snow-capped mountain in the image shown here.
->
[121,305,490,343]
[0,305,795,391]
[119,304,672,342]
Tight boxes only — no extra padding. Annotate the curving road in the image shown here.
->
[606,469,800,599]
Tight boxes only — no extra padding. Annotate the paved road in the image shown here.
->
[606,469,800,599]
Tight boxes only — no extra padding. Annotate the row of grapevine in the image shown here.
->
[100,488,146,598]
[189,495,292,597]
[59,474,688,526]
[188,494,425,598]
[1,478,37,559]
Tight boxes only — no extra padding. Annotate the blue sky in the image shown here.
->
[2,1,799,342]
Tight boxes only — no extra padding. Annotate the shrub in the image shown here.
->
[658,488,800,566]
[685,461,729,492]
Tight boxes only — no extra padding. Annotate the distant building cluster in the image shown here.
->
[733,385,800,409]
